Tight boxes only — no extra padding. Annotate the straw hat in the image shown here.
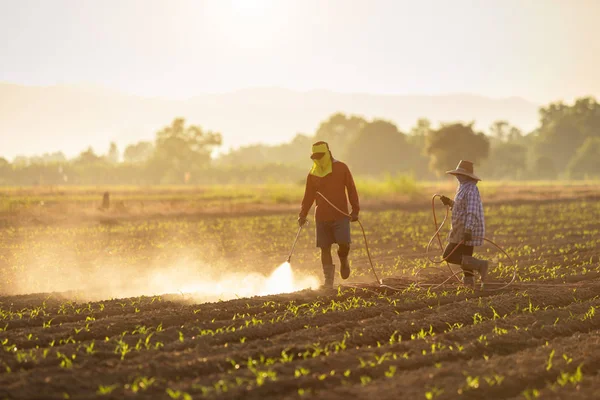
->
[446,160,481,181]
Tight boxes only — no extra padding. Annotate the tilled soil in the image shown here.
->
[1,283,600,400]
[1,198,600,399]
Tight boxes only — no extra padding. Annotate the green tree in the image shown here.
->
[218,133,311,168]
[489,120,510,142]
[507,126,523,143]
[567,137,600,179]
[12,156,30,168]
[408,118,431,149]
[74,147,104,166]
[27,152,67,165]
[314,113,366,157]
[345,119,414,175]
[0,157,10,183]
[482,142,528,179]
[268,133,312,166]
[123,141,154,164]
[425,123,490,176]
[481,122,528,179]
[531,155,557,180]
[406,118,434,179]
[534,97,600,172]
[106,142,120,164]
[217,144,267,166]
[151,118,222,183]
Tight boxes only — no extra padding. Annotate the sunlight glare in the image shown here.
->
[204,0,288,50]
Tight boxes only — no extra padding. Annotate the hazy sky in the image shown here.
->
[1,0,599,102]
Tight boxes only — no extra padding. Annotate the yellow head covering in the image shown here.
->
[309,143,333,177]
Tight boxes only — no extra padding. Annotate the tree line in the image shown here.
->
[1,96,599,185]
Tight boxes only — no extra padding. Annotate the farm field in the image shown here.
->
[2,181,599,223]
[1,193,600,399]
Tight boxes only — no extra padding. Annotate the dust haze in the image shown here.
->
[3,223,319,302]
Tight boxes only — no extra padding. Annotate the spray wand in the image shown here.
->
[287,223,305,263]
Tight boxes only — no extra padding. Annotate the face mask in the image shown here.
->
[309,144,333,177]
[456,175,473,184]
[316,157,329,168]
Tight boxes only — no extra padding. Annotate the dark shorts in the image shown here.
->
[316,218,351,248]
[443,242,474,265]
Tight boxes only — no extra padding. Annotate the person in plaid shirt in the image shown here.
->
[439,160,489,289]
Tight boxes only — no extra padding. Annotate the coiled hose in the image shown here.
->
[420,194,517,291]
[316,191,518,291]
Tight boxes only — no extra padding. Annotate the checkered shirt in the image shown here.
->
[448,181,485,246]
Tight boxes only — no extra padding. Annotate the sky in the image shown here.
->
[1,0,599,103]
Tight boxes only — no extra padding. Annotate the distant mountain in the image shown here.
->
[0,83,540,160]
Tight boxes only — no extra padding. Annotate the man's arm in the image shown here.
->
[299,174,316,219]
[345,164,360,218]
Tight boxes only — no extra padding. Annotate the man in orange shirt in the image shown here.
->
[298,141,360,289]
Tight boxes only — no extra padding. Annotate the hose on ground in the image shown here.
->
[310,191,585,292]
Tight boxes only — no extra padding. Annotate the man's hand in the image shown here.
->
[298,216,307,227]
[463,229,472,242]
[350,212,359,222]
[440,195,454,207]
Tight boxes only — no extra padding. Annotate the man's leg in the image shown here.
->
[442,242,463,264]
[316,221,336,288]
[459,246,476,288]
[333,218,352,280]
[338,243,350,279]
[320,245,334,288]
[443,243,474,287]
[461,251,489,289]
